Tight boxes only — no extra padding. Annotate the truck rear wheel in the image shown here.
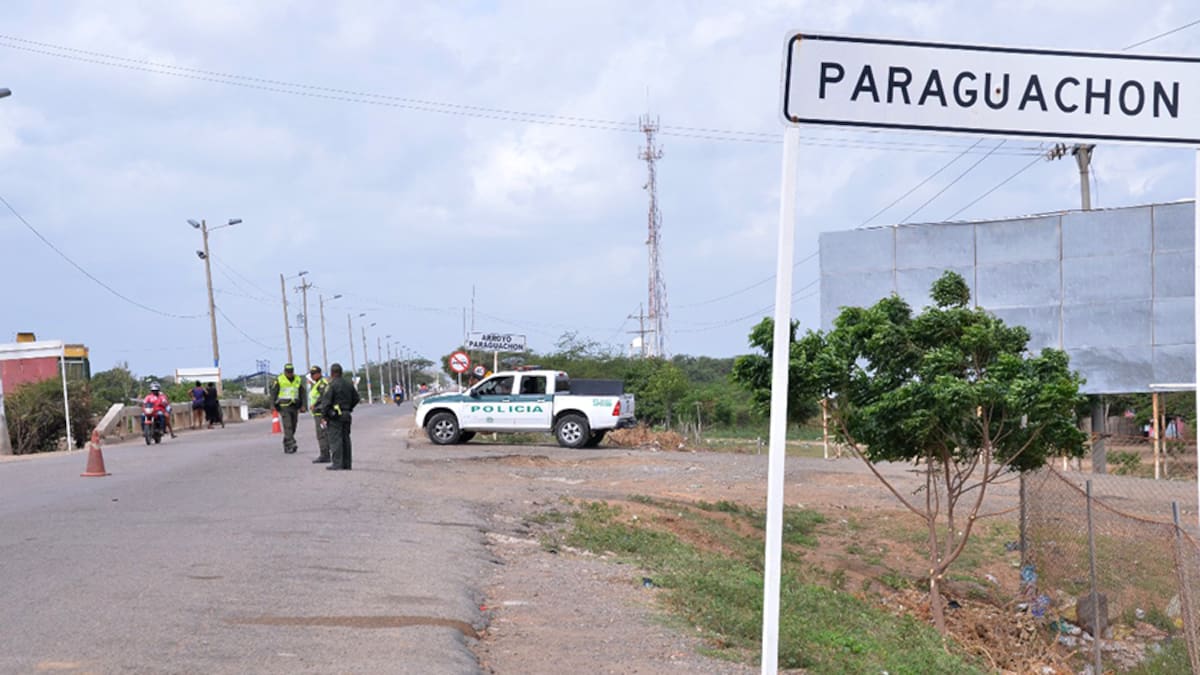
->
[555,413,590,449]
[427,412,462,445]
[583,430,607,448]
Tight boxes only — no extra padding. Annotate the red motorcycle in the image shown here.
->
[143,402,167,445]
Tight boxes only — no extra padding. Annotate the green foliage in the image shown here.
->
[1109,450,1143,476]
[1126,638,1191,674]
[88,364,140,414]
[5,378,92,454]
[791,271,1086,471]
[730,318,821,427]
[562,500,981,672]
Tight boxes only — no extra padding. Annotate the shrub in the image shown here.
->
[6,378,93,454]
[1110,450,1142,476]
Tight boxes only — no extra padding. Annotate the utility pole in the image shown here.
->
[640,115,668,357]
[280,274,293,365]
[347,313,357,392]
[197,220,220,368]
[1048,142,1104,473]
[319,295,328,372]
[377,337,386,403]
[627,304,648,357]
[361,325,374,404]
[296,276,313,369]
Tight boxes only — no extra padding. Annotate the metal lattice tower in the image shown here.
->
[639,115,667,357]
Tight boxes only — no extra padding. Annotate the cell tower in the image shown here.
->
[639,114,667,357]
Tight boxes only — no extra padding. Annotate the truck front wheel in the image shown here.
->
[555,413,590,449]
[427,412,462,445]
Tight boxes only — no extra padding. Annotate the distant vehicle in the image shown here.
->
[414,370,636,448]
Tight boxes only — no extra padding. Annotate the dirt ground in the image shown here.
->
[397,424,1050,673]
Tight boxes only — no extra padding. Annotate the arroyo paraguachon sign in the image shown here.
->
[783,34,1200,145]
[759,31,1200,675]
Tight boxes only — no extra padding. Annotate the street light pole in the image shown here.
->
[200,220,219,368]
[361,323,374,404]
[319,294,341,373]
[189,217,241,369]
[347,313,357,390]
[377,336,385,403]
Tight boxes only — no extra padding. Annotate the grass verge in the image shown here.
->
[553,499,983,673]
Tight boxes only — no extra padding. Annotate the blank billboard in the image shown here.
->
[819,201,1194,394]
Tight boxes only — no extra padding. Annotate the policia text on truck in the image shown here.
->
[817,62,1180,119]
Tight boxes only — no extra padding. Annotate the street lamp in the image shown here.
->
[189,218,241,369]
[319,293,342,372]
[0,89,12,99]
[361,320,376,404]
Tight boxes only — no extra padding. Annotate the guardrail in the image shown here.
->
[97,399,249,441]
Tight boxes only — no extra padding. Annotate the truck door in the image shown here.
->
[512,374,552,431]
[464,375,516,430]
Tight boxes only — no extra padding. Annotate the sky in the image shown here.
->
[0,0,1198,380]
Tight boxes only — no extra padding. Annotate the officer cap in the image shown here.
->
[309,365,321,374]
[283,363,294,371]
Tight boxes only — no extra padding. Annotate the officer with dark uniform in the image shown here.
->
[269,363,307,454]
[307,365,331,463]
[316,362,360,470]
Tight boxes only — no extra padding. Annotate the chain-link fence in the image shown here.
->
[1022,466,1200,672]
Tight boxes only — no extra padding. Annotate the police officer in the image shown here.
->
[269,363,307,454]
[316,362,360,471]
[307,365,331,463]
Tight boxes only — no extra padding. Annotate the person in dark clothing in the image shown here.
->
[316,362,360,471]
[203,382,224,428]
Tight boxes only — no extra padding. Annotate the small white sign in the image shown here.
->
[783,33,1200,144]
[466,332,527,352]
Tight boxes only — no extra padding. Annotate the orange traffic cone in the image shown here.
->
[271,410,282,435]
[81,429,110,477]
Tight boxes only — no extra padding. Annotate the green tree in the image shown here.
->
[6,378,92,454]
[788,271,1085,633]
[88,363,140,414]
[731,318,820,427]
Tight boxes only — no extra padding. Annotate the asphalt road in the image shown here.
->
[0,402,490,675]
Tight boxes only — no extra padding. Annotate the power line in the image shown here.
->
[898,140,1007,224]
[675,250,820,309]
[943,155,1044,220]
[1123,18,1200,50]
[212,257,274,298]
[856,139,985,227]
[0,34,1045,155]
[214,305,278,350]
[0,193,204,319]
[675,288,820,334]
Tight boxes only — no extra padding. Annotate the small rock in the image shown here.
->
[1076,592,1109,638]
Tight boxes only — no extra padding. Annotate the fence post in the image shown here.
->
[1171,502,1200,674]
[1086,480,1102,674]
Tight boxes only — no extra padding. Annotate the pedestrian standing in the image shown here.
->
[306,365,331,463]
[316,362,360,471]
[190,381,205,429]
[204,382,224,429]
[269,363,307,454]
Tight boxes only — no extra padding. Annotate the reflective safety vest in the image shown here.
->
[276,374,302,404]
[309,377,328,416]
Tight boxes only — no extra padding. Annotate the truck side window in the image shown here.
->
[479,376,514,396]
[520,376,546,395]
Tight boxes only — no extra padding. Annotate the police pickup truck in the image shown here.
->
[415,369,636,448]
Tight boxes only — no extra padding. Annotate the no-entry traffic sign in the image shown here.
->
[449,351,470,374]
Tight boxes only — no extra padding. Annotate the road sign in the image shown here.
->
[466,332,527,352]
[449,351,470,374]
[473,365,485,378]
[783,33,1200,145]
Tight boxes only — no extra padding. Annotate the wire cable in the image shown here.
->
[1123,18,1200,50]
[856,139,985,227]
[0,193,205,319]
[898,140,1007,223]
[943,155,1044,220]
[214,305,279,350]
[675,250,820,309]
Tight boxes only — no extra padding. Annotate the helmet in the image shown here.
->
[150,382,161,392]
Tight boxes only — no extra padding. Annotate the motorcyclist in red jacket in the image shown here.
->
[143,383,177,439]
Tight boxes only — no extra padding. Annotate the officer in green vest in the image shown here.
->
[307,365,331,463]
[269,363,307,454]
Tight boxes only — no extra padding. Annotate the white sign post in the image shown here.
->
[762,32,1200,674]
[0,372,11,456]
